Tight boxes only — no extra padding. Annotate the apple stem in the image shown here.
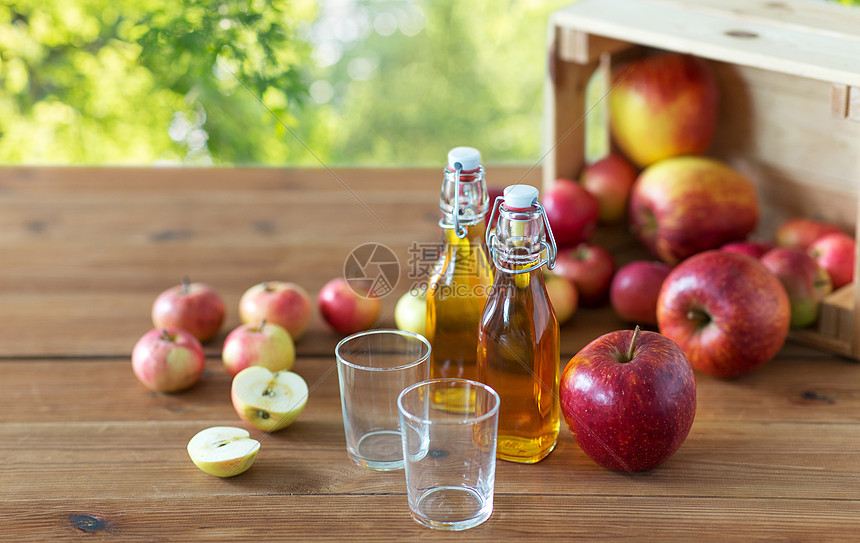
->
[258,318,267,332]
[160,329,172,342]
[627,325,641,362]
[181,276,191,294]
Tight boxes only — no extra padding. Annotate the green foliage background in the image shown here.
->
[0,0,570,166]
[0,0,854,166]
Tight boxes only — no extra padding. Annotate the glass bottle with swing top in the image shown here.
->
[425,147,494,409]
[477,184,560,463]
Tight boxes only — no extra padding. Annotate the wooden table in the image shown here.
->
[2,167,859,541]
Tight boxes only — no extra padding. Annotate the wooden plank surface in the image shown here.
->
[0,166,541,358]
[2,167,860,540]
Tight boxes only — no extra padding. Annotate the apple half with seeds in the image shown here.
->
[231,366,309,432]
[187,426,260,477]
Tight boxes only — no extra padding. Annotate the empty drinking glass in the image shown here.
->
[398,378,500,530]
[336,329,431,471]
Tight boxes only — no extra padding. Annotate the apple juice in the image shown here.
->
[477,185,560,463]
[425,147,493,410]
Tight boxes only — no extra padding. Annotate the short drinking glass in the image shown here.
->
[335,329,431,471]
[398,378,500,531]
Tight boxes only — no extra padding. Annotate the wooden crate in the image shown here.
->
[543,0,860,358]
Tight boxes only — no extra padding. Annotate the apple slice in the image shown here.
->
[187,426,260,477]
[231,366,309,432]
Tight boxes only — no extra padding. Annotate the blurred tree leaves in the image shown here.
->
[308,0,571,167]
[5,0,852,167]
[0,0,316,164]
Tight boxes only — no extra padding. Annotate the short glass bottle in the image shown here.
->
[477,185,560,463]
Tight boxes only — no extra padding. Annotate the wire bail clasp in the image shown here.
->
[485,194,558,274]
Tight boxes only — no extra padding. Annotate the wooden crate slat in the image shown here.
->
[552,0,860,87]
[658,0,860,40]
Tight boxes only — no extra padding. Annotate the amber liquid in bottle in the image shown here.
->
[478,267,559,463]
[477,191,560,463]
[426,221,493,409]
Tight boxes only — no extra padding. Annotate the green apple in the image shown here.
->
[394,290,427,336]
[186,426,260,477]
[231,366,309,432]
[222,320,295,377]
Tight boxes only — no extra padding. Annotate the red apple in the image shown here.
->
[151,278,225,342]
[486,186,505,226]
[560,327,696,472]
[808,232,856,289]
[657,251,790,379]
[719,240,775,259]
[222,320,296,377]
[775,218,843,251]
[552,243,615,307]
[610,260,672,326]
[544,272,578,325]
[609,53,718,168]
[132,327,205,393]
[629,156,759,265]
[542,179,599,248]
[580,153,638,224]
[239,281,313,341]
[761,248,833,329]
[318,278,382,335]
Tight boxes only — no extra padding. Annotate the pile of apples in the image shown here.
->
[542,52,856,472]
[131,277,384,477]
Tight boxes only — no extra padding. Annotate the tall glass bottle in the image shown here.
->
[426,147,494,406]
[477,185,560,463]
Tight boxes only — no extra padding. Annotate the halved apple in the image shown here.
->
[187,426,260,477]
[231,366,309,432]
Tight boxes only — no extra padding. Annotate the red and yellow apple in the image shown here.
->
[132,327,206,393]
[761,247,833,329]
[629,156,759,265]
[318,278,382,335]
[609,53,719,168]
[657,251,790,379]
[580,153,638,224]
[239,281,313,341]
[544,272,578,325]
[222,320,296,377]
[542,179,599,248]
[552,243,615,307]
[609,260,672,326]
[560,327,696,472]
[151,278,225,342]
[485,186,505,226]
[808,232,856,290]
[775,218,843,251]
[719,240,774,259]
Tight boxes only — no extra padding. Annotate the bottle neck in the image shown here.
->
[439,166,488,229]
[443,219,487,245]
[491,205,546,272]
